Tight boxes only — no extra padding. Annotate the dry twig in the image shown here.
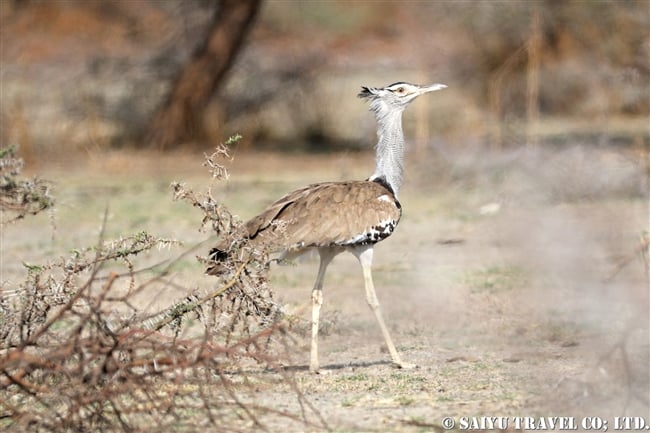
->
[0,139,323,432]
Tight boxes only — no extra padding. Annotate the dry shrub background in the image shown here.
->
[0,143,323,432]
[0,146,53,224]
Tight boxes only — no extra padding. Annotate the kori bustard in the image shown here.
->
[208,81,446,373]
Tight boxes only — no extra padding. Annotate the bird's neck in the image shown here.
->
[370,109,405,197]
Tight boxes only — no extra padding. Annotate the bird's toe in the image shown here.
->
[393,361,418,370]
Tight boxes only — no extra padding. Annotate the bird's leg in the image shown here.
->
[310,248,336,373]
[310,288,323,373]
[355,246,416,369]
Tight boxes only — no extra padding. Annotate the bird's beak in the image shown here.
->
[419,83,447,94]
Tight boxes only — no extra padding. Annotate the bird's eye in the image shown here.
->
[396,87,405,94]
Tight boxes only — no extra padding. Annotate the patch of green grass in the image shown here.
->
[340,396,359,408]
[336,373,370,383]
[395,395,416,406]
[461,265,527,293]
[470,361,491,371]
[390,372,426,385]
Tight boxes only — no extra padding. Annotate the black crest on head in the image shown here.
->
[358,86,377,99]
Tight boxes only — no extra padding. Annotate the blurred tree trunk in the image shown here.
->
[146,0,262,150]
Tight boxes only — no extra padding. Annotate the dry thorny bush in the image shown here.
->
[0,146,53,225]
[0,141,325,432]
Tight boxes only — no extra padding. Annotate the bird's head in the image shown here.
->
[358,81,447,115]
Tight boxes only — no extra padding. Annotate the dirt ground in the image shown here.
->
[2,146,649,431]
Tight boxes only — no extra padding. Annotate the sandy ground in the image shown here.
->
[2,147,649,431]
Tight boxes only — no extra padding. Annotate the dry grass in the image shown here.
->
[1,142,648,431]
[0,144,325,432]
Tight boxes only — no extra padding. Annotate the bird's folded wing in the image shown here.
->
[245,180,402,251]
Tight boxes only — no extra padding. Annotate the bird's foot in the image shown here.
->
[393,361,418,370]
[309,366,331,375]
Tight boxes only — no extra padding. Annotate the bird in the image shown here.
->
[208,81,447,373]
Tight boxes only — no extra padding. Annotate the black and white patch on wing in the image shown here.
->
[339,188,402,246]
[341,217,399,246]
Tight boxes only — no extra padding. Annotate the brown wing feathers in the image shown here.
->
[246,180,401,251]
[209,179,401,266]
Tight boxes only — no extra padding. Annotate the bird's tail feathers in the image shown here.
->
[205,235,271,276]
[205,244,230,275]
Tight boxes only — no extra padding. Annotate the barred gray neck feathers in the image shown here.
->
[368,100,406,198]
